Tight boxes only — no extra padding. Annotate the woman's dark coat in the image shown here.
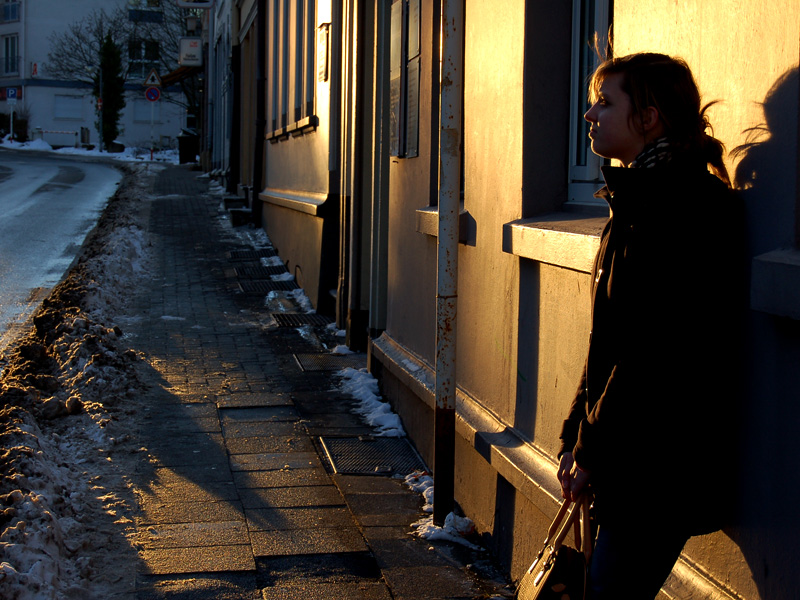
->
[559,161,744,534]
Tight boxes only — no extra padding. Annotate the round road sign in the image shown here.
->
[145,87,161,102]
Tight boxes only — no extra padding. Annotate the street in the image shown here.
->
[0,149,121,351]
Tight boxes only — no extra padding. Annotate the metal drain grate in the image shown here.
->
[273,313,333,327]
[239,280,299,294]
[228,248,277,261]
[235,265,288,279]
[294,353,365,371]
[319,436,427,476]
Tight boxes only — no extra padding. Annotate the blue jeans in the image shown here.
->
[586,525,689,600]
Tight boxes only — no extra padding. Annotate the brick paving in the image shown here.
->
[119,165,509,599]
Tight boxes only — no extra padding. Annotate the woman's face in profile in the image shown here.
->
[584,73,646,166]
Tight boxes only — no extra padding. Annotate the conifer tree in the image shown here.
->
[92,33,126,151]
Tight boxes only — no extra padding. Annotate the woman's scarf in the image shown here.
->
[630,137,673,169]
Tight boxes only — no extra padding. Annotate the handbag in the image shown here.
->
[515,495,592,600]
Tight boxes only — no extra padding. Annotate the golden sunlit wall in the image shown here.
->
[613,1,799,209]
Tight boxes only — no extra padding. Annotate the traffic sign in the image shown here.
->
[144,68,162,87]
[6,87,17,105]
[145,87,161,102]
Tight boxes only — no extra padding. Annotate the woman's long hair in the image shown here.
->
[590,53,731,187]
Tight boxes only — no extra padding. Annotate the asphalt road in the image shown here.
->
[0,149,122,351]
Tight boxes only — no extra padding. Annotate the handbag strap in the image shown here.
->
[550,495,593,561]
[544,496,574,544]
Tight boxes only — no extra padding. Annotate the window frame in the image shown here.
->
[2,34,18,76]
[566,0,611,208]
[128,38,160,80]
[266,0,317,140]
[1,1,19,24]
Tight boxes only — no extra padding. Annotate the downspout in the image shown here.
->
[229,6,241,194]
[347,0,368,351]
[252,0,266,225]
[367,0,390,341]
[433,0,463,526]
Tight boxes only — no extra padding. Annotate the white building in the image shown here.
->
[1,0,188,150]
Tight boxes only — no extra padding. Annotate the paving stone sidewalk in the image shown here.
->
[121,164,510,600]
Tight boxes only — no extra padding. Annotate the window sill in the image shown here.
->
[751,249,800,320]
[259,186,329,216]
[266,115,318,142]
[502,212,606,273]
[415,205,473,244]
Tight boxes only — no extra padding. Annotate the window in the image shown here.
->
[1,1,19,23]
[54,95,84,120]
[2,34,18,75]
[567,0,611,207]
[266,0,317,138]
[389,0,421,158]
[128,39,160,79]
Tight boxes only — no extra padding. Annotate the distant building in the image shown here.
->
[0,0,189,149]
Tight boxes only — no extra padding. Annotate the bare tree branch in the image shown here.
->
[45,5,201,118]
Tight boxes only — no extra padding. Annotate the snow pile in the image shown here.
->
[80,165,156,321]
[0,163,155,599]
[264,289,315,314]
[1,137,180,164]
[24,139,53,151]
[410,513,480,550]
[404,473,481,550]
[326,322,346,338]
[338,367,405,437]
[404,470,434,513]
[260,256,285,267]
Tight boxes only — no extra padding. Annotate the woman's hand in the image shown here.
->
[558,452,590,501]
[558,452,575,499]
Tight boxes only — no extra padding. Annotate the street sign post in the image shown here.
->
[6,88,17,142]
[144,86,161,153]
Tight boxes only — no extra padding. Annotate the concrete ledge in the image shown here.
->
[415,205,472,243]
[665,556,741,600]
[502,213,606,273]
[369,332,562,519]
[259,187,329,216]
[751,248,800,320]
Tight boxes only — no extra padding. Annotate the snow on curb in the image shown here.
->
[0,162,157,599]
[410,513,481,550]
[405,470,434,513]
[338,367,405,437]
[403,470,480,549]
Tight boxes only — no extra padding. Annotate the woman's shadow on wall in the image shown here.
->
[727,66,800,599]
[733,67,798,255]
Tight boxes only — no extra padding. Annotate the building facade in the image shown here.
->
[217,1,800,597]
[0,0,189,149]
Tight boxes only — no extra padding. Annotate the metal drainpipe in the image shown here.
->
[252,0,266,225]
[433,0,463,527]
